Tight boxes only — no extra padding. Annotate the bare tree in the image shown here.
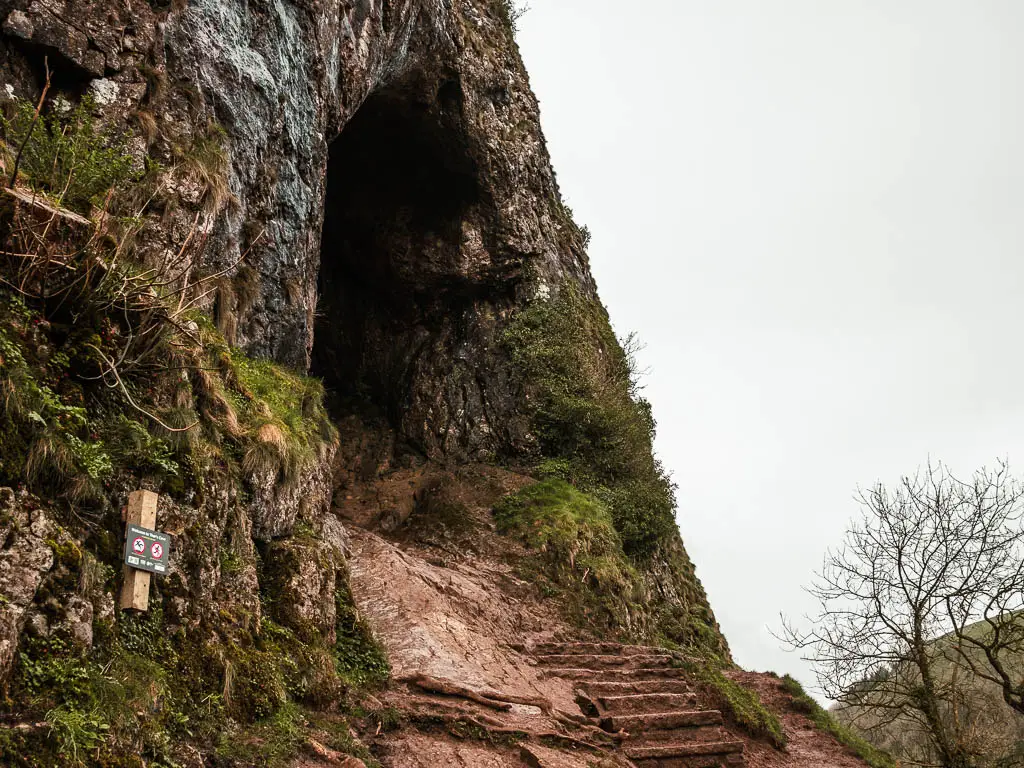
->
[944,528,1024,718]
[780,461,1024,768]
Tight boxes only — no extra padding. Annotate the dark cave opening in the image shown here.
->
[311,81,481,428]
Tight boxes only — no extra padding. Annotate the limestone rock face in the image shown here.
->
[0,488,56,681]
[0,1,588,458]
[164,1,594,459]
[0,451,342,688]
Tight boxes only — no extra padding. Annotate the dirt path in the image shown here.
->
[728,672,868,768]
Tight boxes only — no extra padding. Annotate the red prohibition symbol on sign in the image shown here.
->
[132,537,145,554]
[150,542,164,560]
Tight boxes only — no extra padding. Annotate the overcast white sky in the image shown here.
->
[517,0,1024,699]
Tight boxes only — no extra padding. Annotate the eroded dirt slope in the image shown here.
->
[329,461,877,768]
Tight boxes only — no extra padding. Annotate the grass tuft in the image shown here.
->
[698,667,787,749]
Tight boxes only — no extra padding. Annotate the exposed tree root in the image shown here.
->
[401,673,513,711]
[399,673,627,748]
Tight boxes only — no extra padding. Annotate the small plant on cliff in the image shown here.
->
[1,94,141,213]
[177,121,234,214]
[497,0,531,33]
[229,346,336,486]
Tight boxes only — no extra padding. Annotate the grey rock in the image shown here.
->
[249,443,337,540]
[58,595,94,649]
[0,491,58,681]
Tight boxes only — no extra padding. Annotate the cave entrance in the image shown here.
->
[311,79,480,432]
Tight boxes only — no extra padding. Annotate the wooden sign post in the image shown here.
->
[120,490,159,611]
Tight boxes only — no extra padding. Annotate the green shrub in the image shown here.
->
[2,95,140,212]
[494,478,619,558]
[494,479,638,591]
[17,637,100,705]
[12,630,183,766]
[780,675,896,768]
[0,295,186,498]
[502,285,677,555]
[214,702,306,767]
[45,704,110,766]
[496,0,530,33]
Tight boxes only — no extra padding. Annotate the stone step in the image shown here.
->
[602,710,723,733]
[537,653,676,669]
[584,679,694,697]
[597,692,699,714]
[519,743,592,768]
[627,724,731,748]
[632,754,744,768]
[625,740,745,759]
[532,642,670,656]
[543,667,686,682]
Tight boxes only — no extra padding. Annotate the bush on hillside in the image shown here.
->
[502,285,677,555]
[2,95,140,212]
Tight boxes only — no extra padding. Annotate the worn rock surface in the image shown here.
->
[342,470,876,768]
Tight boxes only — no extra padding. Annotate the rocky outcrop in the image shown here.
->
[0,448,339,688]
[158,0,592,459]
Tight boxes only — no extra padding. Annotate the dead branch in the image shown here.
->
[9,57,50,188]
[86,342,199,433]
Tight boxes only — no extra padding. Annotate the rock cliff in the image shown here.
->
[0,2,780,767]
[168,0,595,458]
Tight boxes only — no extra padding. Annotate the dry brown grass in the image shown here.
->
[133,110,158,147]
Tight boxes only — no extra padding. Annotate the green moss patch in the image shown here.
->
[494,479,640,611]
[5,585,390,767]
[495,479,723,652]
[334,581,390,690]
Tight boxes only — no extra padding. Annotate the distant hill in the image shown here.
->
[832,618,1024,767]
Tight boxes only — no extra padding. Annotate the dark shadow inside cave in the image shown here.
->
[310,81,481,427]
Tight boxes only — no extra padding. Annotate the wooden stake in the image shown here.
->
[119,490,159,612]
